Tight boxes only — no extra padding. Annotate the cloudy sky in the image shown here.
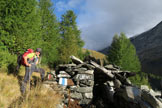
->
[52,0,162,51]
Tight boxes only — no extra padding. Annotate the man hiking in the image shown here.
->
[20,48,45,94]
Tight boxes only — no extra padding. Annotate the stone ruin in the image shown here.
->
[44,55,162,108]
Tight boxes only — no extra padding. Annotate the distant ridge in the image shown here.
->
[98,47,109,55]
[130,21,162,76]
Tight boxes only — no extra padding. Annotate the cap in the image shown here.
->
[36,48,42,53]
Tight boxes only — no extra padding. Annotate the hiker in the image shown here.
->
[20,48,45,94]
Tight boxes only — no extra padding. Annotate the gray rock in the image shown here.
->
[141,85,150,92]
[70,92,83,99]
[104,64,117,70]
[118,86,141,102]
[59,71,67,74]
[58,64,76,69]
[107,81,114,87]
[63,98,75,104]
[90,60,100,68]
[114,73,132,86]
[79,80,94,86]
[111,70,123,74]
[70,55,83,65]
[78,70,94,75]
[150,89,161,96]
[75,63,85,69]
[96,68,114,79]
[125,79,132,85]
[113,79,122,89]
[118,71,136,78]
[91,61,114,79]
[57,73,71,78]
[76,87,93,93]
[73,68,87,72]
[65,67,73,73]
[79,83,87,87]
[69,86,77,91]
[142,89,162,108]
[74,74,94,80]
[84,93,93,99]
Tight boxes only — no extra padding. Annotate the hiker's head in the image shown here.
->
[35,48,42,56]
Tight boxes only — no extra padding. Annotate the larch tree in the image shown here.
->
[59,10,84,63]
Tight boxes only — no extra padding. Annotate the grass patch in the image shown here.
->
[0,65,62,108]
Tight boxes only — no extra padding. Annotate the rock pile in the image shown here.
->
[45,55,162,108]
[55,56,95,107]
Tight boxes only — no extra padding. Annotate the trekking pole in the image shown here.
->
[29,65,31,91]
[38,56,42,68]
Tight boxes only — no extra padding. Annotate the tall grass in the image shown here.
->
[0,71,20,108]
[10,85,63,108]
[0,66,63,108]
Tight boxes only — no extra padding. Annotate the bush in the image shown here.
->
[0,49,17,72]
[129,72,150,87]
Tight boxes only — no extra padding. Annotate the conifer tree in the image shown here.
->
[39,0,60,66]
[108,33,141,72]
[108,33,150,86]
[0,0,42,54]
[59,10,84,63]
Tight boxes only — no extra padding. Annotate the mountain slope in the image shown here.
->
[83,48,107,60]
[130,21,162,76]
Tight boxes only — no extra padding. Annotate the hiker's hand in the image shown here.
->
[28,64,31,67]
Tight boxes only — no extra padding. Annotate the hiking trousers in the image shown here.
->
[20,64,45,94]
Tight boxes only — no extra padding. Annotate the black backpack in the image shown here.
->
[16,54,23,72]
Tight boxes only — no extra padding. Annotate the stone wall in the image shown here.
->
[46,55,162,108]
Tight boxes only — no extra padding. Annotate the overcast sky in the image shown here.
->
[53,0,162,51]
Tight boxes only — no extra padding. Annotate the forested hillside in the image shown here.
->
[0,0,85,69]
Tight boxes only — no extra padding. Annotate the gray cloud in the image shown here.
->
[78,0,162,50]
[54,0,162,50]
